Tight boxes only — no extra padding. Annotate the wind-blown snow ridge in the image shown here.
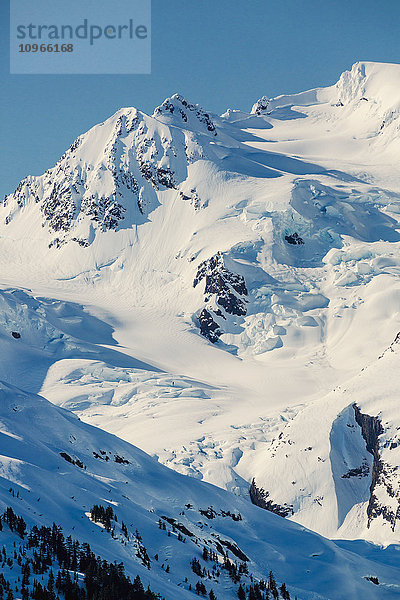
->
[336,61,400,109]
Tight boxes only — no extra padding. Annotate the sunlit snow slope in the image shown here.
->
[1,61,400,544]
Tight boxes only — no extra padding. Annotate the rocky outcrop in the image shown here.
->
[153,94,217,135]
[285,232,304,246]
[194,252,248,343]
[353,404,400,530]
[353,405,383,458]
[198,308,221,343]
[194,252,248,316]
[251,96,270,115]
[341,460,370,479]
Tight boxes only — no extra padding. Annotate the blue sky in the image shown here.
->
[1,0,400,199]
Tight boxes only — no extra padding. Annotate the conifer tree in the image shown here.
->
[237,585,246,600]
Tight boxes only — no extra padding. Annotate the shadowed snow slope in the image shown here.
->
[0,381,400,600]
[1,62,400,550]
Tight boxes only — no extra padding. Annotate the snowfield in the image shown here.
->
[1,61,400,597]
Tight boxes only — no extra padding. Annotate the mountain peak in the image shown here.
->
[153,93,217,135]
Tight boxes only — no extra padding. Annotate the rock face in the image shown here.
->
[353,404,400,531]
[249,478,294,518]
[198,308,221,343]
[353,405,383,459]
[194,252,248,315]
[251,96,270,115]
[193,252,248,342]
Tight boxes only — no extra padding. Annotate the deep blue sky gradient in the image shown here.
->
[1,0,400,198]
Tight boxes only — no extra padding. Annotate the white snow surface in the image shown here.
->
[0,380,400,600]
[1,61,400,559]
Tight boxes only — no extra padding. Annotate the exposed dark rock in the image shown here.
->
[93,449,110,461]
[198,308,221,343]
[220,509,242,521]
[114,454,130,464]
[59,452,84,469]
[252,96,270,115]
[156,98,175,114]
[217,292,246,316]
[11,331,21,339]
[156,167,175,189]
[364,576,379,585]
[179,189,204,211]
[138,157,176,190]
[342,461,370,479]
[199,507,242,521]
[5,178,40,215]
[81,194,126,231]
[59,136,83,162]
[199,507,217,519]
[381,330,400,357]
[194,252,248,322]
[42,183,76,232]
[249,478,294,518]
[72,237,90,247]
[285,232,304,245]
[48,237,63,249]
[194,254,247,296]
[154,94,217,135]
[352,404,398,529]
[353,405,384,457]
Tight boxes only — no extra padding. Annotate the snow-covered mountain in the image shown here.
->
[0,380,399,600]
[1,60,400,571]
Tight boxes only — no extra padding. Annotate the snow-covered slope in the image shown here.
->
[249,331,400,544]
[1,380,399,600]
[1,61,400,550]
